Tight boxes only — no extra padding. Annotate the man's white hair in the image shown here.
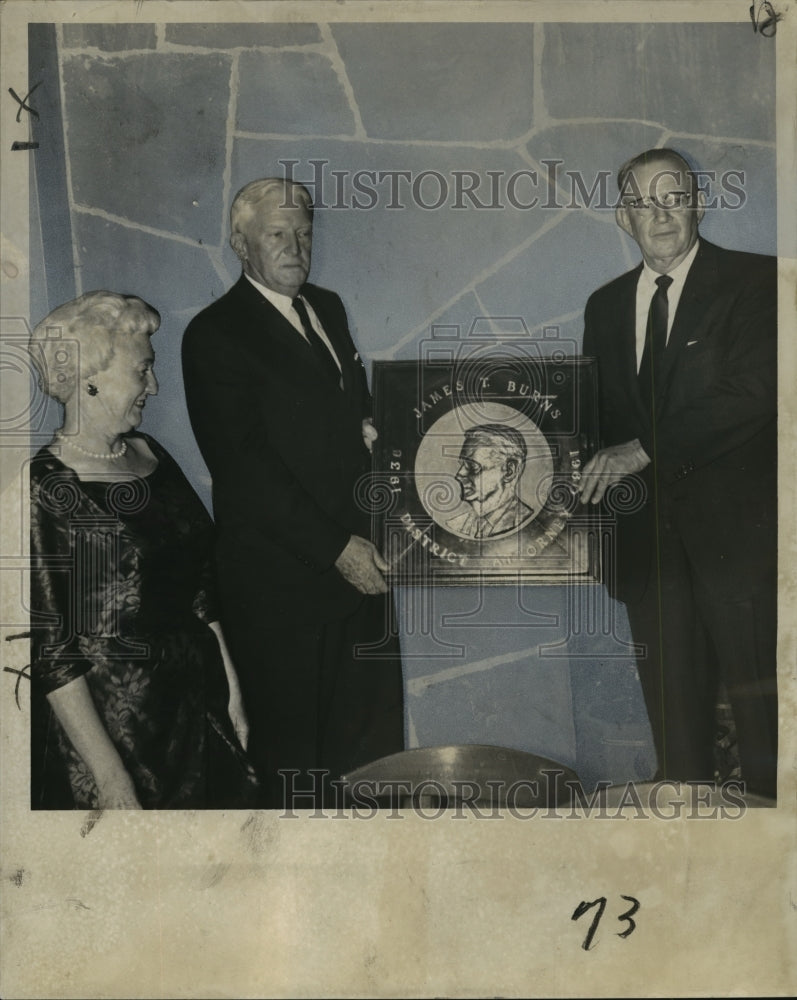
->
[229,177,313,236]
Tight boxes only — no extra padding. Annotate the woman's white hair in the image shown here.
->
[29,291,160,404]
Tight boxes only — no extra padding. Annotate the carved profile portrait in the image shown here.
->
[413,402,554,541]
[446,423,535,538]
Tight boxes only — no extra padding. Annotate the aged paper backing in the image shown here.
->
[1,1,795,997]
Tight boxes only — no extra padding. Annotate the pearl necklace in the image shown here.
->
[54,431,128,461]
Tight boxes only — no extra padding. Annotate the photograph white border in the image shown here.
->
[1,2,795,997]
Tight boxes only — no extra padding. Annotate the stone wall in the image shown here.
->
[32,19,776,787]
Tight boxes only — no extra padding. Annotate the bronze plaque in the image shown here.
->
[370,357,601,584]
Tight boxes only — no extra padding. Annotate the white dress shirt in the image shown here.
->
[244,274,342,373]
[633,239,700,371]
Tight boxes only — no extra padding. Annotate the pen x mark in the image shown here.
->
[9,83,41,122]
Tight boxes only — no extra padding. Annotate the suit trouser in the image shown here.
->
[221,591,405,809]
[625,529,777,798]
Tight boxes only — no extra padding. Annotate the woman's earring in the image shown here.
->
[87,383,98,396]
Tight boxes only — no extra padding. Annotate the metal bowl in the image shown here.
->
[341,744,581,809]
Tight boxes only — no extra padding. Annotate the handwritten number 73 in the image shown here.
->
[571,895,640,950]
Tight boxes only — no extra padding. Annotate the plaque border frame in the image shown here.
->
[371,357,604,586]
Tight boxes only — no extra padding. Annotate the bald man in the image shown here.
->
[580,148,777,798]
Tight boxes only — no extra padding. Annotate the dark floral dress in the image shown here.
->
[30,433,258,809]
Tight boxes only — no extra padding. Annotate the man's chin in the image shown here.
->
[281,266,309,284]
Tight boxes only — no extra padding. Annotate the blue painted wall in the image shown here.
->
[32,20,776,789]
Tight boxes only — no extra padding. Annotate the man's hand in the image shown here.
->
[335,535,389,594]
[579,439,651,505]
[362,417,378,453]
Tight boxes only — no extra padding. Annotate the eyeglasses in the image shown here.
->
[621,190,693,212]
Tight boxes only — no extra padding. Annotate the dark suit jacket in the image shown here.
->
[182,276,372,624]
[582,239,777,603]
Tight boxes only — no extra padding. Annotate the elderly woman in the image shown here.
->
[29,291,257,809]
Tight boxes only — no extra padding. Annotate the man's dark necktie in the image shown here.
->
[638,274,673,412]
[292,295,341,386]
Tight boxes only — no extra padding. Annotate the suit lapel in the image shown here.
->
[231,277,345,390]
[619,267,641,388]
[229,276,303,358]
[612,265,651,427]
[615,241,718,420]
[302,285,354,391]
[658,240,719,397]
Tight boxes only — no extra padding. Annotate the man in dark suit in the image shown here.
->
[580,149,777,798]
[182,178,404,809]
